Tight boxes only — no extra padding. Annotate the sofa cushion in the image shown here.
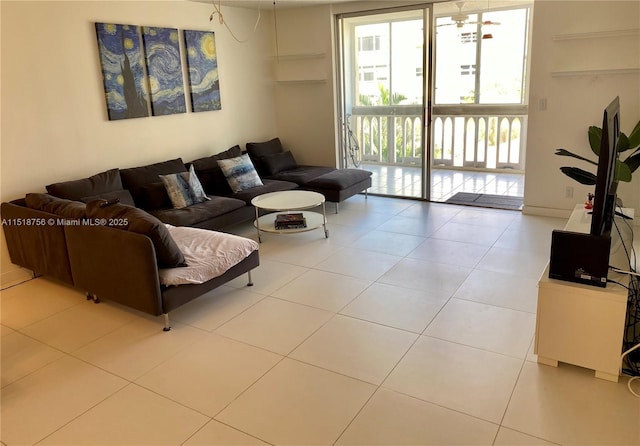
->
[160,165,209,209]
[261,151,298,176]
[80,189,135,207]
[229,179,299,204]
[120,158,188,207]
[305,169,373,189]
[270,165,336,186]
[25,193,86,219]
[217,154,264,193]
[245,138,284,176]
[46,168,123,201]
[150,196,247,227]
[86,200,186,268]
[190,145,242,196]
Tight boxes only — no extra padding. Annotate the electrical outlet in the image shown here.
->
[565,186,574,198]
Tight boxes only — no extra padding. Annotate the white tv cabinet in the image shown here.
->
[534,205,634,382]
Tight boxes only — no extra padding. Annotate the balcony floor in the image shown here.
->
[363,163,525,203]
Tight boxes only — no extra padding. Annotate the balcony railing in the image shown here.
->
[349,104,527,171]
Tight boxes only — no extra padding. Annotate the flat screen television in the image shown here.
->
[590,96,621,237]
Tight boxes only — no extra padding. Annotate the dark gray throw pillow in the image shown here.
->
[245,138,284,176]
[46,168,123,201]
[260,151,298,176]
[86,200,186,268]
[25,193,86,219]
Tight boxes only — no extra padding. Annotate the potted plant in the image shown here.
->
[555,119,640,185]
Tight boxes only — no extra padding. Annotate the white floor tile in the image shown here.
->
[379,257,472,297]
[271,269,370,312]
[424,298,536,358]
[169,286,265,331]
[502,361,640,446]
[384,336,523,423]
[408,237,490,268]
[216,358,375,445]
[73,318,206,380]
[1,331,64,388]
[290,315,417,384]
[0,278,83,330]
[20,301,138,353]
[314,247,402,281]
[39,384,209,445]
[454,269,540,313]
[0,356,127,445]
[340,282,448,333]
[223,259,308,296]
[494,427,559,445]
[337,388,498,445]
[184,420,268,445]
[350,229,425,257]
[430,221,506,246]
[136,333,282,416]
[475,246,549,280]
[215,297,333,354]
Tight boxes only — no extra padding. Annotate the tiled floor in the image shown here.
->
[364,164,525,202]
[2,195,639,445]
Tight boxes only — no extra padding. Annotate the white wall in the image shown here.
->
[271,4,338,167]
[1,0,277,286]
[523,0,640,217]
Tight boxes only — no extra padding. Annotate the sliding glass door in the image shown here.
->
[337,7,430,198]
[337,1,533,206]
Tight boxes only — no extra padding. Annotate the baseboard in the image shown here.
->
[1,267,33,290]
[521,205,572,219]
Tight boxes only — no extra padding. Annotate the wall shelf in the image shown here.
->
[552,28,640,41]
[550,68,640,77]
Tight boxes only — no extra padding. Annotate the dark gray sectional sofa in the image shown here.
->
[1,140,372,330]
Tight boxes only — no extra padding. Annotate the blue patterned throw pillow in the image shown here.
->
[160,165,210,209]
[217,154,264,193]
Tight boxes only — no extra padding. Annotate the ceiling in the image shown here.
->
[189,0,357,10]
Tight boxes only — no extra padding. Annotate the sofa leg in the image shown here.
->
[335,202,339,214]
[163,313,171,332]
[247,271,254,287]
[86,292,99,304]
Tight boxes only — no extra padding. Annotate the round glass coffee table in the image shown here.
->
[251,190,328,242]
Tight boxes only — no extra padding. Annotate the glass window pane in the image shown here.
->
[479,9,528,104]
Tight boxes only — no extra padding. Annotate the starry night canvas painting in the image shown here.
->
[95,23,149,120]
[183,30,222,112]
[142,27,186,116]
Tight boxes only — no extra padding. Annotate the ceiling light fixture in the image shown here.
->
[209,0,262,43]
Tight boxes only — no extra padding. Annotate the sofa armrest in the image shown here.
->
[64,224,164,316]
[1,201,74,284]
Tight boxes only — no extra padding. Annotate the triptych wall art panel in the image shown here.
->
[95,23,150,120]
[184,30,222,113]
[141,27,186,116]
[95,23,221,121]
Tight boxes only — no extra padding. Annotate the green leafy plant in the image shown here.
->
[555,119,640,185]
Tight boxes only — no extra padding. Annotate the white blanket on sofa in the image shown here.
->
[159,225,259,286]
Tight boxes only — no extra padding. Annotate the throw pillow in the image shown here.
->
[245,138,284,176]
[260,150,298,176]
[25,193,87,219]
[46,168,123,201]
[190,145,243,195]
[86,200,186,268]
[160,165,210,209]
[217,154,264,193]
